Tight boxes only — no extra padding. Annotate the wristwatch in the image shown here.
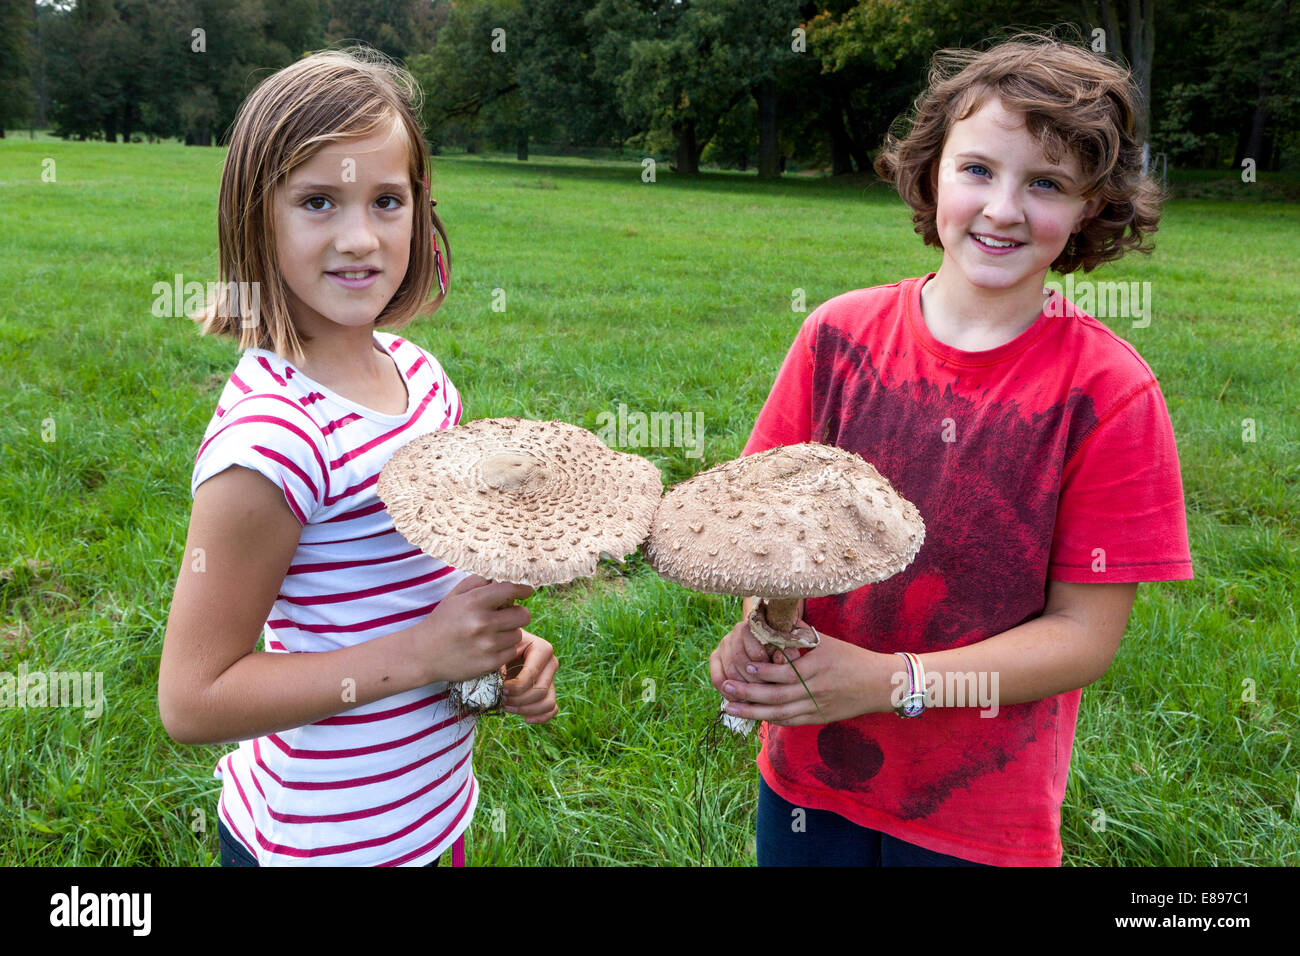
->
[894,651,926,718]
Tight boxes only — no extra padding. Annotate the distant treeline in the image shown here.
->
[1,0,1296,173]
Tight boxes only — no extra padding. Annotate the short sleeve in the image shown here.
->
[1049,380,1193,582]
[743,312,819,455]
[424,345,463,428]
[191,395,329,526]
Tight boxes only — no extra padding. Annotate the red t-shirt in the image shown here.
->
[746,274,1193,866]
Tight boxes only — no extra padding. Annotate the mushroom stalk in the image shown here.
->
[721,597,821,736]
[759,597,800,635]
[448,579,523,716]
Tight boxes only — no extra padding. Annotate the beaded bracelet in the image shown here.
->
[894,651,927,718]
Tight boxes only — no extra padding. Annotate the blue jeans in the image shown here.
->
[218,820,444,867]
[757,777,991,866]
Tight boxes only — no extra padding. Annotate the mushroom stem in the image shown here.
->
[760,597,801,634]
[725,598,822,736]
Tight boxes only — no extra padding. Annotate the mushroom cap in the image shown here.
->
[377,417,663,586]
[644,443,924,598]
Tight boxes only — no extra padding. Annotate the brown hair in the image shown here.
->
[873,34,1160,274]
[198,45,451,360]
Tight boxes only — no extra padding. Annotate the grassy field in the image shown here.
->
[0,136,1297,866]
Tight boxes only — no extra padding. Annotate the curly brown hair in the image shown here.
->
[197,46,451,361]
[873,34,1160,274]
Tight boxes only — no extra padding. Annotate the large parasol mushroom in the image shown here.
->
[644,442,924,733]
[378,417,663,713]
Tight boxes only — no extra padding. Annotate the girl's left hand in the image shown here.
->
[719,632,890,726]
[501,630,558,724]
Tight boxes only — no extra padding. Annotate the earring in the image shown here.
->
[1066,234,1077,258]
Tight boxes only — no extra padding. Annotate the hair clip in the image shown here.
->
[433,235,447,296]
[423,171,447,295]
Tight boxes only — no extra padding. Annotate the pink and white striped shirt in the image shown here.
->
[191,331,474,866]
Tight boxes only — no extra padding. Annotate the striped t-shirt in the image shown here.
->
[191,330,473,866]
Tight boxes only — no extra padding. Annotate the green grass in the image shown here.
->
[0,138,1297,866]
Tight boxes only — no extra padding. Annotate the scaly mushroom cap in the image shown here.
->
[644,443,924,598]
[377,417,663,586]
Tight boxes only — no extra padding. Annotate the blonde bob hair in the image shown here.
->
[874,34,1160,274]
[199,45,450,360]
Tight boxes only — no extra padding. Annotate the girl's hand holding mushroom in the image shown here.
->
[378,418,663,714]
[718,628,895,726]
[409,574,535,685]
[645,444,925,733]
[708,616,775,691]
[501,630,559,724]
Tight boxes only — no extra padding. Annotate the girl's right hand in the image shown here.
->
[709,616,774,701]
[410,574,534,685]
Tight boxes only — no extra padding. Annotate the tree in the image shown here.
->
[514,0,634,150]
[0,0,36,136]
[802,0,1004,173]
[409,0,524,156]
[1078,0,1154,163]
[588,0,804,175]
[37,0,322,144]
[323,0,434,61]
[1204,0,1300,170]
[44,0,124,139]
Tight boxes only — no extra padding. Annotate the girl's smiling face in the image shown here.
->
[273,121,414,340]
[932,97,1101,301]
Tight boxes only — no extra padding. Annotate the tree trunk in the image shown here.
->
[1238,101,1276,172]
[842,101,872,173]
[673,119,699,174]
[1084,0,1154,162]
[755,79,779,178]
[1127,0,1154,147]
[828,109,854,175]
[516,129,528,161]
[1241,10,1286,171]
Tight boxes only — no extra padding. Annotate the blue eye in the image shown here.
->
[1033,178,1060,191]
[964,163,990,177]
